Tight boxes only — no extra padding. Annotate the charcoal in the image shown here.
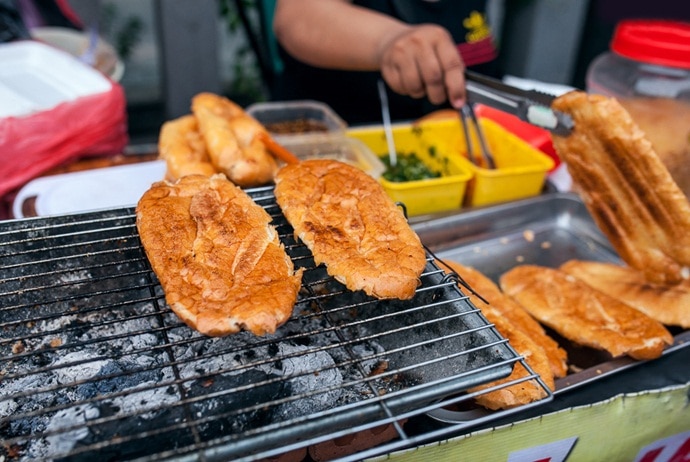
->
[0,196,519,461]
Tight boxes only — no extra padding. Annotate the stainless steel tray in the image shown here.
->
[412,192,690,422]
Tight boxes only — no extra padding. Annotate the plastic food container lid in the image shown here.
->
[611,19,690,69]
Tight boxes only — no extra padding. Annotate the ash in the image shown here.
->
[1,303,180,461]
[266,343,343,420]
[1,263,507,461]
[0,197,516,462]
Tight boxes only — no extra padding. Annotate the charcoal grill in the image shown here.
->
[0,186,552,461]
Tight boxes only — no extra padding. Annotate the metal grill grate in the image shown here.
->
[0,186,552,461]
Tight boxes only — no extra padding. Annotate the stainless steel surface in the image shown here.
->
[413,192,690,422]
[465,70,574,136]
[0,187,551,461]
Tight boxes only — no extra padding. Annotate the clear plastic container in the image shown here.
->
[586,20,690,100]
[246,100,347,144]
[280,137,385,179]
[586,20,690,197]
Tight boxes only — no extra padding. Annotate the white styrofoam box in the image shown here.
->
[0,40,112,118]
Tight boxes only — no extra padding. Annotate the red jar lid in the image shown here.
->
[611,20,690,69]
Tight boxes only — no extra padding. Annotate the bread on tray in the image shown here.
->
[500,265,673,360]
[136,174,303,337]
[561,259,690,329]
[442,260,567,378]
[550,91,690,284]
[469,314,554,410]
[274,159,427,300]
[441,260,558,410]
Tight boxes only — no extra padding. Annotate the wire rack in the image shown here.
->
[0,186,552,461]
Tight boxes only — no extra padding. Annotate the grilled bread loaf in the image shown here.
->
[551,91,690,284]
[469,313,553,410]
[158,114,216,181]
[618,97,690,199]
[191,92,277,187]
[442,260,567,378]
[274,159,427,300]
[440,260,557,409]
[500,265,673,360]
[561,259,690,329]
[136,174,303,337]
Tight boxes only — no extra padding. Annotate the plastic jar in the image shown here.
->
[587,19,690,99]
[586,19,690,197]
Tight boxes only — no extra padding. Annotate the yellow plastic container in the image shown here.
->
[348,117,554,210]
[460,118,555,206]
[347,123,472,216]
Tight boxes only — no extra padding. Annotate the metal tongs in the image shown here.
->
[464,70,574,137]
[459,103,496,169]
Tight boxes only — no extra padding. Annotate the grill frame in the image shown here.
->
[0,186,552,461]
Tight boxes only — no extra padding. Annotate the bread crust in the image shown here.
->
[136,174,303,336]
[440,260,557,409]
[551,91,690,284]
[274,159,427,300]
[618,97,690,198]
[158,114,216,181]
[191,93,277,187]
[442,260,567,378]
[500,265,673,360]
[561,259,690,329]
[469,314,553,410]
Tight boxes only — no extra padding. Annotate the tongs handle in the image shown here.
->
[464,71,573,136]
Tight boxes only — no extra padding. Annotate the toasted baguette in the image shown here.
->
[551,91,690,284]
[618,97,690,199]
[500,265,673,360]
[442,260,567,378]
[439,261,555,409]
[191,93,277,187]
[469,314,553,410]
[158,114,216,181]
[561,260,690,329]
[274,159,427,300]
[136,174,303,336]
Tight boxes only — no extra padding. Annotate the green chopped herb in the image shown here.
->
[380,152,441,182]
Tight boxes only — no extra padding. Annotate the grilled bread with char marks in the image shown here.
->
[469,313,554,410]
[136,174,302,337]
[442,260,567,379]
[441,260,558,409]
[561,259,690,329]
[500,265,673,360]
[551,91,690,285]
[274,159,427,300]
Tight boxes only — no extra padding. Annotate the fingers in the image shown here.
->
[379,25,466,107]
[436,39,467,108]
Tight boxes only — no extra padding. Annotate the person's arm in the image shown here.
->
[273,0,467,108]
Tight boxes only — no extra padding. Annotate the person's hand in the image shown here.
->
[378,24,466,108]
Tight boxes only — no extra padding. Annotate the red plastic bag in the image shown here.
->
[0,80,129,198]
